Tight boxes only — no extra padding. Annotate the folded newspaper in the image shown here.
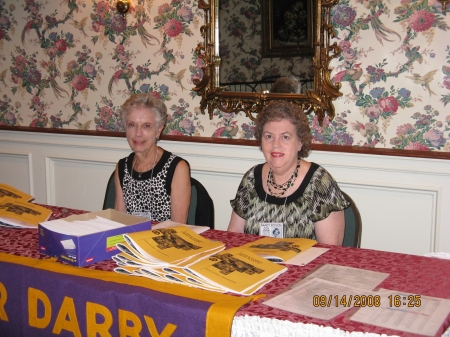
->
[113,226,287,295]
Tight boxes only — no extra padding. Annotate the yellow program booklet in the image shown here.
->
[0,183,34,202]
[0,197,52,228]
[184,247,287,295]
[240,237,317,263]
[123,226,225,265]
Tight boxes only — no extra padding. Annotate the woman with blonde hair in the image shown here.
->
[114,93,191,223]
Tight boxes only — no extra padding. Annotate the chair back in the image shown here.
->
[102,171,116,210]
[341,191,362,248]
[187,178,215,229]
[102,172,215,229]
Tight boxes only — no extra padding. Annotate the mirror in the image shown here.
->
[193,0,342,123]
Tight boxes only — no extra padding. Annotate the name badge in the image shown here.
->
[259,222,284,238]
[131,211,152,220]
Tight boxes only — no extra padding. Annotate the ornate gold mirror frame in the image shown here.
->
[193,0,342,123]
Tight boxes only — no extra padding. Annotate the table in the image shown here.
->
[1,205,450,337]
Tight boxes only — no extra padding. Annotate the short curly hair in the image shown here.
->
[120,93,167,128]
[254,100,311,158]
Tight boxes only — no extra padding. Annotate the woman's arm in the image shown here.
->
[227,210,246,233]
[170,160,191,223]
[114,164,126,212]
[314,210,345,245]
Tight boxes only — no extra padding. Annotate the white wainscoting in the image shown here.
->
[1,130,449,256]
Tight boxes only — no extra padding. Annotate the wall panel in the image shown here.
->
[1,130,449,256]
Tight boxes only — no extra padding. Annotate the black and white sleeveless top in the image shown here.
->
[118,150,183,222]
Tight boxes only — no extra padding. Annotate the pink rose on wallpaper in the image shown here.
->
[322,116,330,128]
[167,130,184,136]
[408,9,435,32]
[100,106,113,121]
[405,142,430,151]
[443,76,450,90]
[339,40,351,51]
[54,39,67,53]
[92,22,101,32]
[378,96,399,113]
[96,1,110,18]
[158,3,172,14]
[47,47,57,58]
[15,55,26,69]
[115,45,125,54]
[32,96,40,104]
[179,118,195,133]
[342,48,356,62]
[365,105,382,119]
[72,74,88,91]
[423,129,445,147]
[163,19,183,37]
[396,123,415,136]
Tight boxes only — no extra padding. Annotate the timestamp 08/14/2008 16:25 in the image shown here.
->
[312,294,422,308]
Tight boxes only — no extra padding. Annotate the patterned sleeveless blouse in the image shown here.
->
[230,163,349,239]
[118,150,183,222]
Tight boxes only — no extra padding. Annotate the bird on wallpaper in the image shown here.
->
[212,120,239,138]
[75,120,92,130]
[406,70,438,96]
[69,17,89,38]
[136,23,160,48]
[50,75,69,99]
[30,114,48,128]
[162,49,176,64]
[108,64,134,96]
[164,69,187,91]
[363,8,400,45]
[332,64,363,95]
[0,69,8,87]
[332,64,363,83]
[21,15,43,45]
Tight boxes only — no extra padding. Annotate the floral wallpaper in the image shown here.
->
[0,0,449,152]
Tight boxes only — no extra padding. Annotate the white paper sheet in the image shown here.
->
[264,278,376,320]
[283,247,329,266]
[350,288,450,336]
[299,263,389,290]
[40,216,125,236]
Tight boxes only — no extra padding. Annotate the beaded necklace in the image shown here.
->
[267,159,300,197]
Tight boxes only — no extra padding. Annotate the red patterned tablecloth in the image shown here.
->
[1,204,449,337]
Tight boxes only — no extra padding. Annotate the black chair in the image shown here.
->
[102,172,215,229]
[341,191,362,248]
[102,171,116,210]
[187,177,215,229]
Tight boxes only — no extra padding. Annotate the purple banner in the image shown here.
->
[0,260,213,337]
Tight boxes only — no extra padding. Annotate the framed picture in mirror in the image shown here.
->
[261,0,315,57]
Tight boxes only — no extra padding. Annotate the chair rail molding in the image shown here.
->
[1,130,450,256]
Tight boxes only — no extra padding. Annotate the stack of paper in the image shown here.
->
[240,237,317,263]
[0,183,52,228]
[113,226,287,295]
